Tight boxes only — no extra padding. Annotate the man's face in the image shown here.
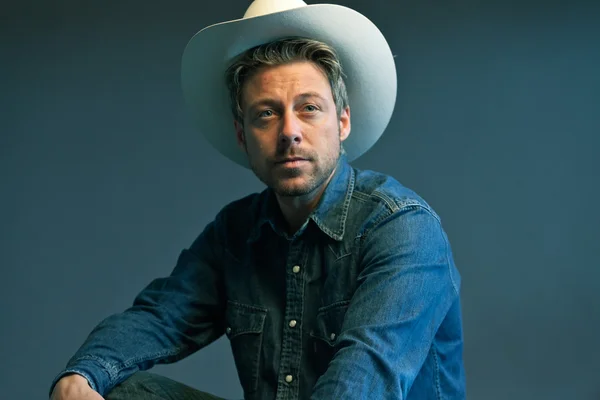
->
[235,61,350,197]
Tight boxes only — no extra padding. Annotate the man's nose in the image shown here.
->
[279,111,303,145]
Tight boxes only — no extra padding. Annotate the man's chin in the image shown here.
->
[271,179,315,197]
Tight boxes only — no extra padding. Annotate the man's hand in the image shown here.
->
[50,374,104,400]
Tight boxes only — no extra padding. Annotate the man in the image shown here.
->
[49,0,466,399]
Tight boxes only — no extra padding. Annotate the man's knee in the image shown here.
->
[105,371,162,400]
[104,371,223,400]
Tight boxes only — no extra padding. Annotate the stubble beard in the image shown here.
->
[247,141,342,198]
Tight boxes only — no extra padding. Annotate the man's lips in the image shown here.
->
[275,157,308,164]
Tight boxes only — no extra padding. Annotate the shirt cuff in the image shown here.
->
[48,357,111,398]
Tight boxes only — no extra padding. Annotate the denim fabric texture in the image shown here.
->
[49,154,466,399]
[104,371,227,400]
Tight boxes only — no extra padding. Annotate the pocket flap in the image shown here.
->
[310,300,350,346]
[225,300,267,339]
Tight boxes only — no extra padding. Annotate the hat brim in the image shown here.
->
[181,4,397,168]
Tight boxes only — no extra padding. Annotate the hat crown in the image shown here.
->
[243,0,307,18]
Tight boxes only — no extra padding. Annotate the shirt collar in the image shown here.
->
[248,153,355,243]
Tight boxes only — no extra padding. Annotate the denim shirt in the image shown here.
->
[49,154,466,399]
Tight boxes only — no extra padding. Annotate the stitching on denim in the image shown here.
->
[311,167,355,241]
[359,210,388,247]
[360,204,420,247]
[350,190,370,202]
[327,243,352,261]
[373,189,439,222]
[73,355,118,382]
[226,308,267,337]
[337,167,356,237]
[294,247,308,399]
[227,300,269,313]
[312,300,350,347]
[121,347,184,370]
[317,299,351,313]
[360,190,431,246]
[432,343,442,400]
[371,190,398,212]
[251,313,265,393]
[223,300,268,393]
[335,252,352,262]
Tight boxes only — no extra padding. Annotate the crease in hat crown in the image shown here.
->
[243,0,307,18]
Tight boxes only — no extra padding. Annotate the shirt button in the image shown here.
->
[289,320,297,328]
[226,327,232,335]
[330,333,336,341]
[285,375,293,383]
[292,265,301,273]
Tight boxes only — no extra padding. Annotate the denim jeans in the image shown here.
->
[105,371,228,400]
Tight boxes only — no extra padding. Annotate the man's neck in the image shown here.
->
[276,193,321,235]
[275,167,337,235]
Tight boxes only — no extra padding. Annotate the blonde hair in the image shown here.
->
[225,37,349,125]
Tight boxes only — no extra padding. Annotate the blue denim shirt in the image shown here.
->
[50,154,466,399]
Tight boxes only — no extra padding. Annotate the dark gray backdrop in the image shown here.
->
[2,0,599,399]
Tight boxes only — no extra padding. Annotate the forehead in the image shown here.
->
[242,61,332,103]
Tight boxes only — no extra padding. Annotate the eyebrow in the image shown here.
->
[297,91,327,102]
[246,92,327,112]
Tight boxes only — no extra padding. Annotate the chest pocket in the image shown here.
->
[309,300,350,376]
[225,300,267,395]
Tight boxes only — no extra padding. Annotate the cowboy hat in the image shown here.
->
[180,0,397,169]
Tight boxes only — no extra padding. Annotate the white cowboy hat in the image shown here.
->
[180,0,397,169]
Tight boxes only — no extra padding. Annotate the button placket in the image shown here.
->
[275,247,305,399]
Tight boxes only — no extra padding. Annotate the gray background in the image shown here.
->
[1,0,599,399]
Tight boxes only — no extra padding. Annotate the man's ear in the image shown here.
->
[234,120,246,152]
[339,106,351,142]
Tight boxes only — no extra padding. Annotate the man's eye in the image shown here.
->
[259,110,274,118]
[304,105,318,112]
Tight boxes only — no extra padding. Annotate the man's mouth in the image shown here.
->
[276,156,307,163]
[275,157,309,166]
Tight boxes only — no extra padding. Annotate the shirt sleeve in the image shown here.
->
[48,217,227,398]
[310,205,462,399]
